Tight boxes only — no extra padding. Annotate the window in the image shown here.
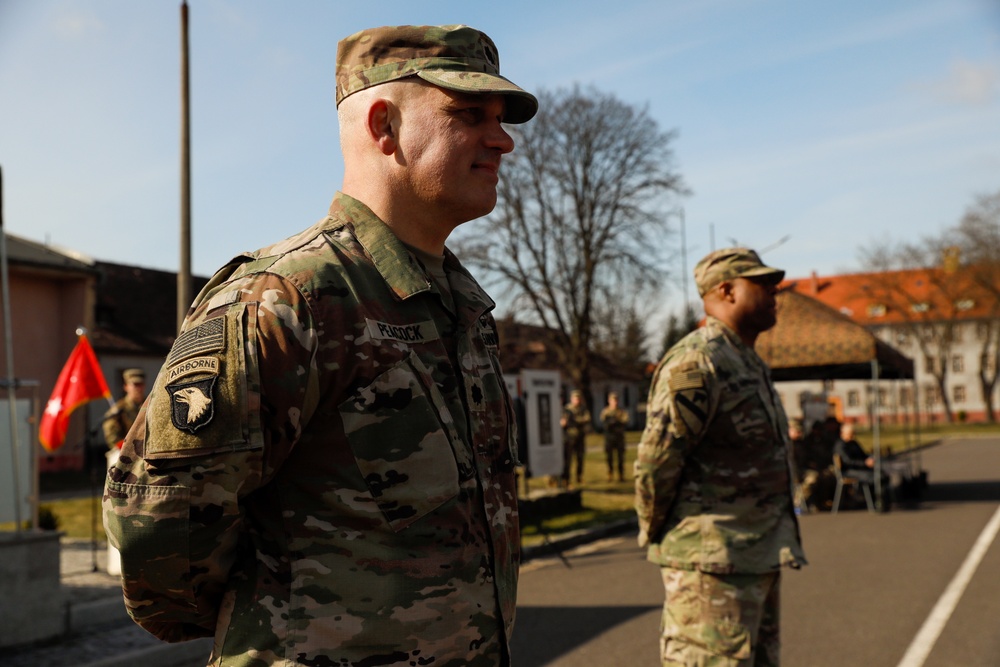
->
[951,324,963,342]
[925,356,935,373]
[878,388,887,407]
[954,385,967,404]
[900,387,912,406]
[956,299,975,311]
[847,390,860,408]
[912,302,930,313]
[867,303,887,317]
[925,386,939,406]
[896,330,909,346]
[952,355,964,373]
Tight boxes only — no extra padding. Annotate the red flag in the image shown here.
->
[39,335,111,451]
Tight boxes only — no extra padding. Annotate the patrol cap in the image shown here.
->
[570,389,583,399]
[335,24,538,124]
[693,247,785,296]
[608,392,618,401]
[123,368,145,384]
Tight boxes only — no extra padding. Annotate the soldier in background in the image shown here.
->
[635,247,806,666]
[101,368,145,450]
[561,389,592,487]
[105,24,536,666]
[600,392,629,482]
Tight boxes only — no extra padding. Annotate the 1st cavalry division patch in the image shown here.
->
[668,365,709,438]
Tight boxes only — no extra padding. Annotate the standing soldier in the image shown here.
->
[105,24,536,666]
[635,247,806,666]
[101,368,145,450]
[600,392,629,482]
[560,389,592,487]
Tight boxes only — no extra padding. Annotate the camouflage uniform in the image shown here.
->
[635,316,806,666]
[104,193,520,666]
[600,401,629,481]
[102,395,142,449]
[561,397,591,485]
[103,368,146,449]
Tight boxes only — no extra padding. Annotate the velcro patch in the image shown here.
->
[671,386,709,439]
[167,356,220,384]
[167,376,217,434]
[366,318,439,343]
[668,370,704,392]
[479,314,499,348]
[167,317,225,366]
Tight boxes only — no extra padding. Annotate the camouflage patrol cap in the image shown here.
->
[693,247,785,296]
[336,24,538,124]
[123,368,145,384]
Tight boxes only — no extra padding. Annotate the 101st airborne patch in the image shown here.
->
[167,375,217,434]
[164,318,224,434]
[667,362,709,439]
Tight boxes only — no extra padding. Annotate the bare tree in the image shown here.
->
[952,189,1000,421]
[859,239,967,422]
[459,85,687,404]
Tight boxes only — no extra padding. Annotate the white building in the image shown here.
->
[773,268,999,426]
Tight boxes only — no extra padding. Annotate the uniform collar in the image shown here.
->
[329,193,432,300]
[329,193,496,322]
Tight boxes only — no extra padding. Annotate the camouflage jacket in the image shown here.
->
[103,396,141,449]
[561,403,591,441]
[599,407,629,441]
[634,316,806,574]
[104,193,520,666]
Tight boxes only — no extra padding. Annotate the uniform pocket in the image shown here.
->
[338,350,462,532]
[103,481,196,611]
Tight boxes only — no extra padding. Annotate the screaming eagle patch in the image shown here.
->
[167,376,217,433]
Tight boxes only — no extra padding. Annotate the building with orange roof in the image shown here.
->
[776,264,1000,426]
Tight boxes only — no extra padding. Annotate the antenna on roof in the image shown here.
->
[760,235,791,254]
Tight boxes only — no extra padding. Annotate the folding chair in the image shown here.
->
[832,454,874,514]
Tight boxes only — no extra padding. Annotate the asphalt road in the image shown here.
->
[513,437,1000,667]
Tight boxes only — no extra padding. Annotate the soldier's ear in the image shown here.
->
[714,280,736,303]
[367,98,398,156]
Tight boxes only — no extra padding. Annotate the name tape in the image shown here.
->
[366,318,439,343]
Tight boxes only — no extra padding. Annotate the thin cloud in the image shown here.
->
[918,58,1000,106]
[52,7,104,39]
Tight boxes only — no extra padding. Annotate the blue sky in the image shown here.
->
[1,0,999,313]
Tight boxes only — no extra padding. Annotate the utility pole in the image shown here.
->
[178,0,192,331]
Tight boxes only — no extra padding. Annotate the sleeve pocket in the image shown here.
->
[104,481,197,615]
[338,350,465,532]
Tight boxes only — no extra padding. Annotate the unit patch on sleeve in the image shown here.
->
[167,376,217,434]
[667,365,709,439]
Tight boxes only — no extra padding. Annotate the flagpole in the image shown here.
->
[1,165,24,534]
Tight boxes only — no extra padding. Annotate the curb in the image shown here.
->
[82,637,213,667]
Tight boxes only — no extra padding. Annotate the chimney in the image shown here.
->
[810,271,819,295]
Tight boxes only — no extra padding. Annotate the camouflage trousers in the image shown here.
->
[659,568,781,666]
[562,434,586,483]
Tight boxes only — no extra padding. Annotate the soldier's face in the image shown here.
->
[125,381,145,403]
[397,85,515,227]
[731,276,778,334]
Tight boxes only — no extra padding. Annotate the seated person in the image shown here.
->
[834,423,877,482]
